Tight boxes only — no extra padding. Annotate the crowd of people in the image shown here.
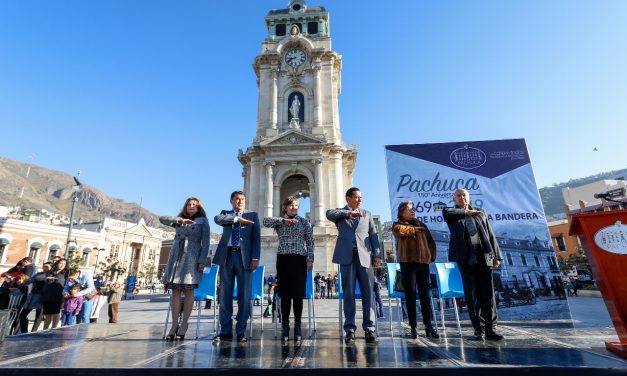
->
[0,255,127,335]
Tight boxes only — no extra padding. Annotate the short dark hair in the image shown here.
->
[68,268,81,277]
[396,201,413,220]
[281,196,299,215]
[345,187,360,199]
[230,191,246,200]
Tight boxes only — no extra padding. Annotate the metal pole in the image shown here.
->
[65,193,78,259]
[65,173,82,260]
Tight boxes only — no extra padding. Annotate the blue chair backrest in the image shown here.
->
[233,265,265,300]
[251,265,265,300]
[337,265,362,299]
[434,262,465,299]
[194,265,219,301]
[304,270,314,299]
[385,262,405,299]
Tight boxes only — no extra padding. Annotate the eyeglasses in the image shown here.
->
[404,207,416,212]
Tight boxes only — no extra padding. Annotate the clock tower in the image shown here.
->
[238,0,356,274]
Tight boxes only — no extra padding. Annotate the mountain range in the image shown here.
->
[0,157,625,225]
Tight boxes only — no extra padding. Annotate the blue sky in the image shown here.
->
[1,0,626,224]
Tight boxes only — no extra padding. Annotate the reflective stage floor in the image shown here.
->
[1,294,625,375]
[0,319,625,374]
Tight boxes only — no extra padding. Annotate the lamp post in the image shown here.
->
[65,173,82,259]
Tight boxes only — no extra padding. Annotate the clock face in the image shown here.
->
[285,49,306,67]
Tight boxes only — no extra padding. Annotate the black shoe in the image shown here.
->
[213,334,231,343]
[165,334,175,342]
[409,327,418,339]
[425,325,440,339]
[237,334,248,343]
[365,330,378,343]
[344,331,355,345]
[175,323,188,341]
[473,329,484,340]
[485,330,504,341]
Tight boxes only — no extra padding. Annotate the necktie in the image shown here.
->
[465,216,478,237]
[231,212,241,247]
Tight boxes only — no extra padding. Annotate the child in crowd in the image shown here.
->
[61,284,84,326]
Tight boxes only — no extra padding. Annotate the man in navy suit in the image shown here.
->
[213,191,261,343]
[327,187,381,344]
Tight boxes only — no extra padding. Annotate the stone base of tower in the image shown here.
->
[259,225,337,276]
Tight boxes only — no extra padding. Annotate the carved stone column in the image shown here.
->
[313,64,322,127]
[269,69,278,129]
[313,159,325,227]
[264,161,275,217]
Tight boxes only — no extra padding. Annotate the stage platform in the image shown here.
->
[0,295,625,375]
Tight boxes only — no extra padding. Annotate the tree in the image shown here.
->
[98,255,127,283]
[67,252,85,271]
[138,261,157,282]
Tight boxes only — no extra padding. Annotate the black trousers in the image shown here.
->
[399,262,433,329]
[19,308,43,333]
[459,262,497,330]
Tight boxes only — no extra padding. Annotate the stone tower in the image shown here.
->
[238,0,356,275]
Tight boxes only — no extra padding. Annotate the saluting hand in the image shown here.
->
[466,209,482,217]
[238,217,255,225]
[347,210,362,219]
[283,218,298,226]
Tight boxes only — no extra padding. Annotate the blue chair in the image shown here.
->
[386,262,440,337]
[274,270,316,338]
[249,265,266,338]
[162,265,219,340]
[231,265,265,338]
[337,265,378,338]
[194,265,220,338]
[385,262,405,334]
[434,262,465,336]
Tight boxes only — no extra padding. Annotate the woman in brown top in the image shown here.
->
[392,201,439,339]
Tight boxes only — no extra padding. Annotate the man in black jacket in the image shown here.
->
[442,189,504,341]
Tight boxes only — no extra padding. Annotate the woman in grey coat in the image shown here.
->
[162,197,210,341]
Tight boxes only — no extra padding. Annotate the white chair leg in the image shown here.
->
[196,300,202,339]
[339,299,343,338]
[439,297,446,334]
[312,299,316,332]
[308,299,312,338]
[388,295,393,334]
[162,293,172,339]
[213,300,217,334]
[249,300,253,339]
[261,297,264,333]
[452,298,462,336]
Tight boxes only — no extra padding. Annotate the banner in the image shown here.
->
[385,139,571,320]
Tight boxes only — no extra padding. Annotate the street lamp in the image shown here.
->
[65,172,82,259]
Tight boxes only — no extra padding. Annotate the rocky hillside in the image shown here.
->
[0,157,166,228]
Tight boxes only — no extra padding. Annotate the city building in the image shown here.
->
[0,216,102,273]
[563,179,627,215]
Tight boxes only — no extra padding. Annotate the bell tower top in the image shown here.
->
[266,1,329,40]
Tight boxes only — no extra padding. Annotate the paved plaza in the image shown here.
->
[0,291,624,371]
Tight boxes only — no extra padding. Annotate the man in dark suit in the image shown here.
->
[442,188,504,341]
[213,191,261,343]
[327,187,381,344]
